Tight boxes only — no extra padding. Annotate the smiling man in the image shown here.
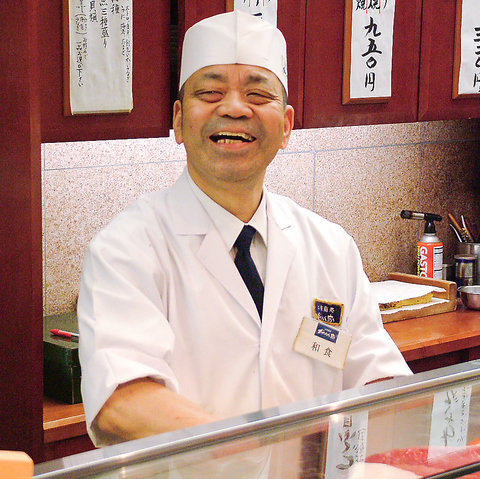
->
[173,63,293,223]
[78,11,411,448]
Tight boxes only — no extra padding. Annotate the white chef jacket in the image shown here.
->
[187,171,268,282]
[78,169,412,446]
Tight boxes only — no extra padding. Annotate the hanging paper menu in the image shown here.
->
[453,0,480,98]
[64,0,133,115]
[343,0,396,104]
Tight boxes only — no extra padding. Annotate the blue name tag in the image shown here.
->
[314,299,344,326]
[315,323,339,343]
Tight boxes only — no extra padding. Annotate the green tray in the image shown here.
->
[43,312,81,404]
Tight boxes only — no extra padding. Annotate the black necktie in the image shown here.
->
[234,225,264,319]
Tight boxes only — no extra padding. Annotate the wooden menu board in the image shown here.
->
[40,0,171,142]
[343,0,396,104]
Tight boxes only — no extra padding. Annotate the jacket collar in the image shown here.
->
[167,169,210,235]
[166,168,296,327]
[168,168,292,236]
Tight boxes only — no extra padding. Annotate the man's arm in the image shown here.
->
[95,377,220,442]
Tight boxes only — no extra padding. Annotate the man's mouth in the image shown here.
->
[210,132,256,144]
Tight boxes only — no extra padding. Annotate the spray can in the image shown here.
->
[401,210,443,279]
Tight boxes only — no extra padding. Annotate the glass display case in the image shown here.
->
[34,360,480,478]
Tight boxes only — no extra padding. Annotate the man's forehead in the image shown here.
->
[189,64,282,89]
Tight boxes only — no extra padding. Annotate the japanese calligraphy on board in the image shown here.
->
[226,0,278,27]
[343,0,396,104]
[429,386,472,451]
[325,412,369,477]
[63,0,133,115]
[453,0,480,99]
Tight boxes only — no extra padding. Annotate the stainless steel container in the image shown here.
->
[457,242,480,284]
[459,285,480,310]
[455,254,476,287]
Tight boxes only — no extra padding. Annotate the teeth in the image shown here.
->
[212,131,255,143]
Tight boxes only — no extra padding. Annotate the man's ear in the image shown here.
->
[172,100,183,145]
[281,105,294,149]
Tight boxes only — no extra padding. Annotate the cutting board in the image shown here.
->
[380,273,457,324]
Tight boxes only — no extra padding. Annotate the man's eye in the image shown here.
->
[248,92,276,104]
[197,91,223,102]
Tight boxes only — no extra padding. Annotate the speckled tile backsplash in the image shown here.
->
[42,120,480,315]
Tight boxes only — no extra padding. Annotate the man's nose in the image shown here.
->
[216,92,253,118]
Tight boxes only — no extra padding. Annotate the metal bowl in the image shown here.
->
[459,285,480,310]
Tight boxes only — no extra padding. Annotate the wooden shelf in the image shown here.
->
[385,302,480,372]
[43,397,94,461]
[43,397,87,444]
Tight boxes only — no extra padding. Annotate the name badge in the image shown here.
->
[313,299,344,326]
[293,317,352,370]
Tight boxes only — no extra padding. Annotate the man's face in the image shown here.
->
[173,64,294,192]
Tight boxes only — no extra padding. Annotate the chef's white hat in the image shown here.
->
[179,10,288,94]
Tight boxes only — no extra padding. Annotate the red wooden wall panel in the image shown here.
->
[418,0,480,121]
[0,0,44,462]
[177,1,306,129]
[40,1,172,143]
[175,0,225,95]
[303,0,422,128]
[178,0,225,32]
[277,1,307,130]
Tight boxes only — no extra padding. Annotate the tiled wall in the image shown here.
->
[42,119,480,315]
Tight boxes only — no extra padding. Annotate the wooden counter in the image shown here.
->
[42,305,480,460]
[43,397,94,461]
[384,303,480,373]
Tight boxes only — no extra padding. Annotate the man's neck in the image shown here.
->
[188,167,264,223]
